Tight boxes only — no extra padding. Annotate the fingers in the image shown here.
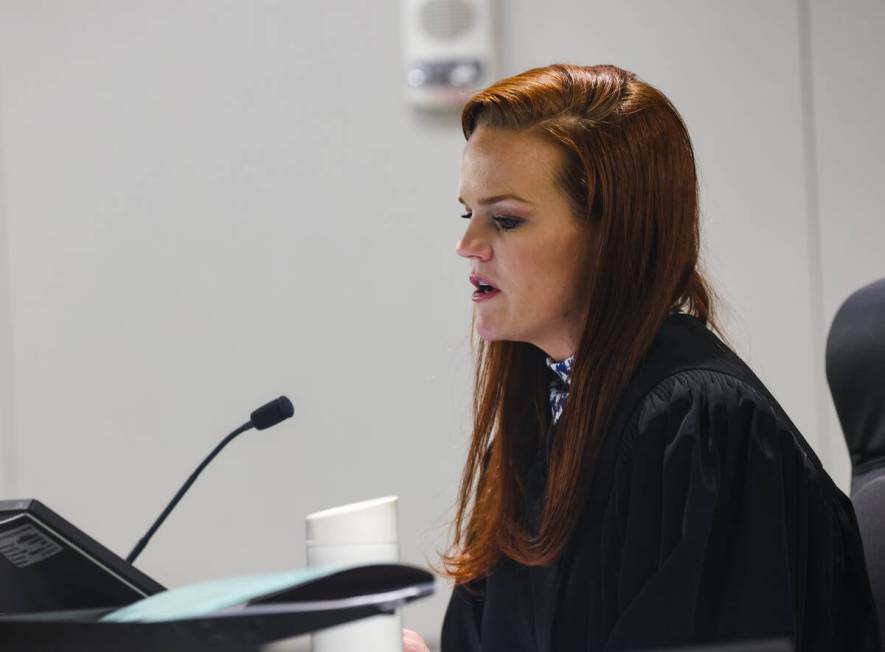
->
[403,628,430,652]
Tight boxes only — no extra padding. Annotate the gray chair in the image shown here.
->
[826,277,885,636]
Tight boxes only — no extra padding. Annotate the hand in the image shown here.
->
[403,628,431,652]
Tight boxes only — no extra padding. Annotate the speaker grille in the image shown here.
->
[419,0,476,40]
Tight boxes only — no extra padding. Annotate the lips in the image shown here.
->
[470,274,501,303]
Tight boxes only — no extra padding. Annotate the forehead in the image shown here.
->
[459,126,564,203]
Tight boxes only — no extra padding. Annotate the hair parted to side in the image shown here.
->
[442,63,717,584]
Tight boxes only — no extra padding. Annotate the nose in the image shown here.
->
[456,221,492,261]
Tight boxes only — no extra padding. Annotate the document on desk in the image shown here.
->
[100,563,434,623]
[101,566,333,623]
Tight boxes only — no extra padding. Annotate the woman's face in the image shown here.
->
[457,125,592,361]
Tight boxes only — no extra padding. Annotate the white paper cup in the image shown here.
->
[306,496,401,652]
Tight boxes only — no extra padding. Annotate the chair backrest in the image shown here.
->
[826,276,885,637]
[852,465,885,635]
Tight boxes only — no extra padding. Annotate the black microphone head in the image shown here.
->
[250,396,294,430]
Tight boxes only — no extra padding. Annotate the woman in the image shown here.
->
[405,64,879,651]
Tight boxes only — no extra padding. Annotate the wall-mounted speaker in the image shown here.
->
[400,0,496,109]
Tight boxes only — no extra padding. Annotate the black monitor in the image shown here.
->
[0,499,164,614]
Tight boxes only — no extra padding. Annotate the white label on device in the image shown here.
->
[0,523,63,567]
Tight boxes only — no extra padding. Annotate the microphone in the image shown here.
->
[126,396,294,565]
[250,395,295,430]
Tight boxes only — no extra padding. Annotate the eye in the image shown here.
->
[493,216,522,230]
[460,212,472,219]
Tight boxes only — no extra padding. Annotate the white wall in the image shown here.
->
[0,99,13,500]
[0,2,474,643]
[0,1,882,647]
[809,0,885,485]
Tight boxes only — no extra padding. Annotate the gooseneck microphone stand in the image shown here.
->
[126,396,294,565]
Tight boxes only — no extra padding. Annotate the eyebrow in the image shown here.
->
[457,193,535,206]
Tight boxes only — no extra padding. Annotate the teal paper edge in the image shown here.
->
[101,565,347,623]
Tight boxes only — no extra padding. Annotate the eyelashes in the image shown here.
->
[460,212,523,231]
[493,216,521,230]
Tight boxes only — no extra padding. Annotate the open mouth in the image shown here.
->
[470,275,501,301]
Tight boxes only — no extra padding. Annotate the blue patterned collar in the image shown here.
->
[546,355,574,425]
[546,355,573,387]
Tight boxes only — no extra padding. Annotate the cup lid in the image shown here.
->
[305,496,399,546]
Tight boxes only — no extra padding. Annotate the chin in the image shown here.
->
[474,318,502,342]
[474,324,498,342]
[474,320,525,345]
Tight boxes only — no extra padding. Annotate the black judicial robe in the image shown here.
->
[441,314,880,651]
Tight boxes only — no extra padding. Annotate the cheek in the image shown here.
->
[503,232,590,313]
[515,255,578,314]
[540,247,589,314]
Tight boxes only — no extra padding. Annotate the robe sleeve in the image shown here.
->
[600,369,879,652]
[441,578,484,651]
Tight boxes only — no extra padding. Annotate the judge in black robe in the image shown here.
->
[442,313,880,651]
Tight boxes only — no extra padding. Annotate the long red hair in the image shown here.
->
[443,64,716,583]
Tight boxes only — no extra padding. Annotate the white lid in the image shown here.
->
[305,496,399,546]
